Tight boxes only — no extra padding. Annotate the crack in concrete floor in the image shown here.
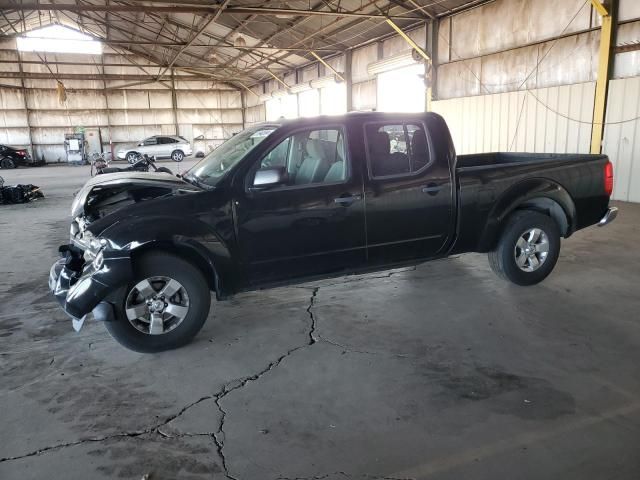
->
[1,284,419,479]
[0,287,322,478]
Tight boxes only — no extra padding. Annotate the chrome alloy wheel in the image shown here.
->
[125,276,190,335]
[514,228,550,272]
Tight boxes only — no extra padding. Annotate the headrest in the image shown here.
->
[305,139,323,158]
[371,131,390,157]
[411,128,427,155]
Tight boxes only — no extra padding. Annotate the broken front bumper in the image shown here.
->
[49,246,133,330]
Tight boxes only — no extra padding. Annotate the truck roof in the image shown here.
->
[256,111,442,129]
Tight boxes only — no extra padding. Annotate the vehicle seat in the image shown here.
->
[323,133,346,182]
[410,129,429,170]
[294,139,331,185]
[370,131,390,177]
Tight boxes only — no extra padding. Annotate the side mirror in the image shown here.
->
[251,166,288,191]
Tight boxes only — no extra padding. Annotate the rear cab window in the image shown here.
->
[364,123,431,178]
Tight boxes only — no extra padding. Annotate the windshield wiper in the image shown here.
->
[180,172,208,190]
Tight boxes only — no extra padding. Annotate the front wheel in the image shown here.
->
[105,252,211,352]
[488,210,561,286]
[126,152,138,163]
[171,150,184,162]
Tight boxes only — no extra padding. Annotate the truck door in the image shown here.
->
[233,125,367,286]
[362,121,454,265]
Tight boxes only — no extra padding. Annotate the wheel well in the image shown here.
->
[516,197,569,236]
[130,243,218,293]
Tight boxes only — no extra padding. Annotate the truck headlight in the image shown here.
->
[93,250,104,270]
[83,234,107,262]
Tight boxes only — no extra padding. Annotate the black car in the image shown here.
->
[0,144,31,168]
[49,112,617,353]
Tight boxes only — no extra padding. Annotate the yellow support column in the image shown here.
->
[591,0,615,154]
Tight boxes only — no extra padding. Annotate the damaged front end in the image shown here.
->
[49,234,133,331]
[50,172,201,331]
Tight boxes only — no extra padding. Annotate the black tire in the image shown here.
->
[105,252,211,353]
[126,152,138,163]
[156,166,173,174]
[1,158,16,169]
[171,150,184,162]
[488,210,561,286]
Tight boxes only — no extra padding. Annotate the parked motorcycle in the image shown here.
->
[93,152,173,176]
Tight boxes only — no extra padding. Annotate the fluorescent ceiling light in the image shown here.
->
[17,25,102,55]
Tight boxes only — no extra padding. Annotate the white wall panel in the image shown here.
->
[27,90,107,110]
[351,44,377,83]
[432,82,595,156]
[245,104,265,126]
[0,128,30,145]
[0,110,28,127]
[603,77,640,202]
[352,80,376,111]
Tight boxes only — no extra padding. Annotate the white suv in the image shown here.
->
[116,135,192,163]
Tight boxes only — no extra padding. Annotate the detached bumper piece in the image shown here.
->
[49,245,132,331]
[598,206,618,227]
[0,181,44,205]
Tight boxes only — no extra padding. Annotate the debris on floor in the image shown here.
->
[0,176,44,205]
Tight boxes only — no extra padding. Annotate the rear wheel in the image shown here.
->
[105,252,211,352]
[126,152,138,163]
[171,150,184,162]
[0,158,16,169]
[488,210,560,286]
[156,166,173,174]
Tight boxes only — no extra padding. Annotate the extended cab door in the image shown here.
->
[232,124,367,286]
[362,119,454,265]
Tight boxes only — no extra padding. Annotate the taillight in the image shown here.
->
[16,150,26,157]
[604,161,614,196]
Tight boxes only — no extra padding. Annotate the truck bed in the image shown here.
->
[452,151,611,255]
[457,152,600,170]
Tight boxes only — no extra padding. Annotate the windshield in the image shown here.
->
[185,126,277,187]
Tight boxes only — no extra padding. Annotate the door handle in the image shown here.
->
[334,194,362,205]
[422,184,442,196]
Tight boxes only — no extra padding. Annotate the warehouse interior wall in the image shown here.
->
[0,35,244,163]
[1,1,639,201]
[245,0,640,202]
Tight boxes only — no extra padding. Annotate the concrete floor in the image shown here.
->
[1,162,639,480]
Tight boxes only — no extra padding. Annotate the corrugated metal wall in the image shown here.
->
[0,39,243,162]
[603,77,640,202]
[432,82,595,155]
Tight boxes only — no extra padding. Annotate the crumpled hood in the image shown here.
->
[71,172,199,219]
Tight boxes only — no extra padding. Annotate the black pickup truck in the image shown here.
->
[49,112,617,352]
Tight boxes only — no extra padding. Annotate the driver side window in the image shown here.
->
[253,128,347,189]
[143,137,158,146]
[260,137,291,169]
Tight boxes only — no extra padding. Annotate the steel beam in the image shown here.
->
[157,0,231,81]
[310,52,345,82]
[591,0,617,154]
[0,3,423,20]
[345,49,353,111]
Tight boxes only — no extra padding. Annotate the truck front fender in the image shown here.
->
[99,214,236,297]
